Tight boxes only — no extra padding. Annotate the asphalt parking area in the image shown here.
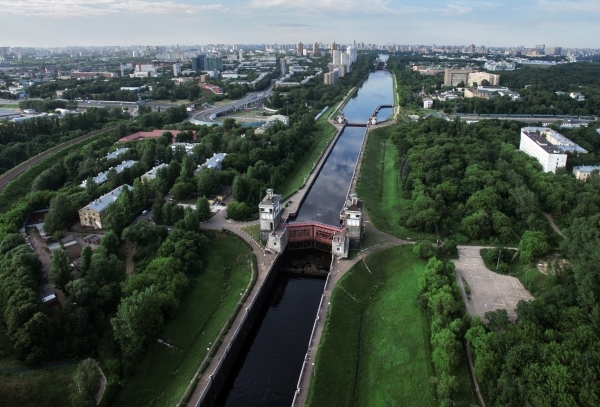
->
[452,246,534,321]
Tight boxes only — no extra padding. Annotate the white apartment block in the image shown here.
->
[519,127,587,173]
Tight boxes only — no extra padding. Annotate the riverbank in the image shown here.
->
[305,246,436,407]
[355,125,433,241]
[110,232,255,407]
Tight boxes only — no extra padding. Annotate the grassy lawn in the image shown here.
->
[240,224,265,248]
[356,126,432,241]
[0,104,19,108]
[0,329,78,407]
[0,363,77,407]
[277,109,337,200]
[307,246,476,407]
[111,232,255,407]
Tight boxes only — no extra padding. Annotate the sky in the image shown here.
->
[0,0,599,48]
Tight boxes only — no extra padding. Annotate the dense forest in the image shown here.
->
[389,116,600,406]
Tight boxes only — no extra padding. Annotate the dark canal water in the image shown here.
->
[214,63,393,407]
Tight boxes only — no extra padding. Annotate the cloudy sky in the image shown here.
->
[0,0,598,48]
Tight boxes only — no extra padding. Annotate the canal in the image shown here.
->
[214,62,394,407]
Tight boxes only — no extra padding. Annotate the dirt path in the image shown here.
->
[96,361,107,405]
[543,212,566,239]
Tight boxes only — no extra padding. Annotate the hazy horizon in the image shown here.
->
[1,0,599,49]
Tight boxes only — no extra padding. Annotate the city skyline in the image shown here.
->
[1,0,599,48]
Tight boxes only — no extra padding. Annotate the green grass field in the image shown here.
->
[111,232,255,407]
[306,246,435,407]
[306,246,475,407]
[356,126,432,241]
[0,329,78,407]
[0,363,77,407]
[277,108,337,200]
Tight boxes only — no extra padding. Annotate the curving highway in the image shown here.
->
[191,57,286,123]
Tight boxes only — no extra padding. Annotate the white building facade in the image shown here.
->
[519,127,587,173]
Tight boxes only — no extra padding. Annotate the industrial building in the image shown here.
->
[519,127,587,173]
[78,185,133,229]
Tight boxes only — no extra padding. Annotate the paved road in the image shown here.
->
[191,57,285,123]
[452,246,533,321]
[0,125,118,194]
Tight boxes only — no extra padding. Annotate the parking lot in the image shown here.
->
[452,246,534,321]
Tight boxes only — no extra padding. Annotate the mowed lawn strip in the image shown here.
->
[356,126,431,240]
[277,108,337,200]
[306,246,436,407]
[111,232,254,407]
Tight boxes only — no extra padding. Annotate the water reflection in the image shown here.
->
[342,70,393,123]
[296,127,365,225]
[214,274,325,407]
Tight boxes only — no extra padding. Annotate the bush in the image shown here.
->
[226,201,253,221]
[413,240,435,259]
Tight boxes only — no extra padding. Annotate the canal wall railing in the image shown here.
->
[290,255,335,407]
[192,252,286,407]
[284,122,346,221]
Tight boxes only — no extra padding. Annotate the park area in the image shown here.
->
[306,246,475,407]
[110,232,255,407]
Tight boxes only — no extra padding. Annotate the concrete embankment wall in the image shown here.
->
[194,252,287,407]
[285,123,346,221]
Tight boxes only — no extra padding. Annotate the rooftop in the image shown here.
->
[81,184,133,213]
[522,127,587,154]
[80,160,138,187]
[105,148,129,160]
[142,163,168,179]
[573,166,600,173]
[201,152,227,170]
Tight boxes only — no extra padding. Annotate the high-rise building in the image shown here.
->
[205,56,222,71]
[535,44,545,54]
[545,46,562,56]
[173,62,181,76]
[324,69,340,85]
[191,54,205,71]
[468,44,475,53]
[297,41,303,57]
[347,46,357,64]
[313,41,319,56]
[331,41,337,56]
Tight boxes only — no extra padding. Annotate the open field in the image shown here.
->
[306,246,474,407]
[111,232,255,407]
[356,126,432,241]
[277,107,337,199]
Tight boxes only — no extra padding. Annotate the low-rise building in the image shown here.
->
[423,98,434,109]
[464,86,520,100]
[80,160,137,187]
[519,127,587,173]
[78,185,133,228]
[105,148,129,160]
[573,166,600,180]
[141,163,168,181]
[196,153,227,173]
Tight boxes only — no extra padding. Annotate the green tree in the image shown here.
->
[68,358,99,407]
[44,195,76,234]
[50,248,73,293]
[111,285,164,362]
[80,245,92,275]
[196,196,211,221]
[519,231,550,264]
[196,168,220,198]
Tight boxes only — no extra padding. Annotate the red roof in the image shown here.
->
[118,130,196,143]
